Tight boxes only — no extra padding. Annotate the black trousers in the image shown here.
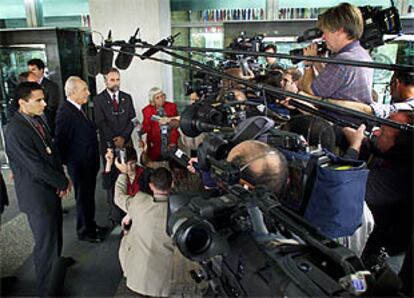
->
[106,188,125,225]
[68,164,99,236]
[100,155,125,225]
[26,205,63,296]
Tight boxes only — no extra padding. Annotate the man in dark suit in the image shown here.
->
[55,76,103,242]
[5,82,71,296]
[93,68,136,226]
[28,58,61,134]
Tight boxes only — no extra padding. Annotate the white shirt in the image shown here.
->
[107,90,119,102]
[67,98,82,111]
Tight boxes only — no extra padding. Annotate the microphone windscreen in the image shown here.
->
[86,45,101,76]
[141,39,169,60]
[100,47,114,75]
[115,43,135,70]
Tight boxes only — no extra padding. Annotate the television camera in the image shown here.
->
[225,32,266,77]
[168,114,400,296]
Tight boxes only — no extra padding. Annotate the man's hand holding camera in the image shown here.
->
[303,43,319,66]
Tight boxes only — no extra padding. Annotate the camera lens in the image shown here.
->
[185,224,212,255]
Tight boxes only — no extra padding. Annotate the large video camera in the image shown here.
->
[169,99,408,296]
[184,70,221,100]
[225,32,266,77]
[167,128,377,296]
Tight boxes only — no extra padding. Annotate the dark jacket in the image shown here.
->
[5,112,68,214]
[55,101,100,169]
[93,90,136,151]
[41,77,61,117]
[41,77,61,132]
[0,171,9,214]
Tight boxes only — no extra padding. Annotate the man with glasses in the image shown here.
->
[94,68,136,227]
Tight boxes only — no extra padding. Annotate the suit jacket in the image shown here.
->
[115,174,174,297]
[5,112,68,214]
[55,101,100,170]
[93,90,136,150]
[142,102,179,161]
[41,77,61,116]
[0,171,9,214]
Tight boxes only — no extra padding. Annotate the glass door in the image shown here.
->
[0,45,46,123]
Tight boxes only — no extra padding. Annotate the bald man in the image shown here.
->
[227,140,288,196]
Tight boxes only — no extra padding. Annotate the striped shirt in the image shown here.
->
[370,97,414,118]
[312,40,374,104]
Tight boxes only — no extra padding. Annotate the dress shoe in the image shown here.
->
[62,256,76,267]
[95,226,110,238]
[78,233,103,243]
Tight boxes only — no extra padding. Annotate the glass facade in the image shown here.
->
[171,0,413,107]
[0,0,90,29]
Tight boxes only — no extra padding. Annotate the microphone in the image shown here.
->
[86,42,101,76]
[169,146,200,172]
[141,32,181,60]
[100,30,114,75]
[157,106,165,117]
[115,28,139,70]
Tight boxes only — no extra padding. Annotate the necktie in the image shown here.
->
[33,118,46,139]
[112,93,119,112]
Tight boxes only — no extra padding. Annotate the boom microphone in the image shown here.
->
[141,32,181,60]
[86,42,101,76]
[100,30,114,75]
[115,28,139,70]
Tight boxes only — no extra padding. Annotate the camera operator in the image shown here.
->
[323,71,414,118]
[263,44,283,70]
[228,140,288,195]
[342,111,413,273]
[298,3,373,105]
[141,87,180,162]
[114,164,174,297]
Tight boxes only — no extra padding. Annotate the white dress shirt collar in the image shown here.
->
[67,98,82,110]
[107,89,119,102]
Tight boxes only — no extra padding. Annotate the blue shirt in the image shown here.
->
[312,40,374,104]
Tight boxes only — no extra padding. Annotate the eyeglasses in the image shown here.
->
[384,83,390,93]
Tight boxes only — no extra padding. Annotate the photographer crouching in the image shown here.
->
[111,151,175,297]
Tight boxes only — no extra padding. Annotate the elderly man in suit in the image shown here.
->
[5,81,71,296]
[27,58,61,133]
[114,165,174,297]
[93,68,136,227]
[55,76,104,243]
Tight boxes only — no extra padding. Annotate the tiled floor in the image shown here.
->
[1,166,204,297]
